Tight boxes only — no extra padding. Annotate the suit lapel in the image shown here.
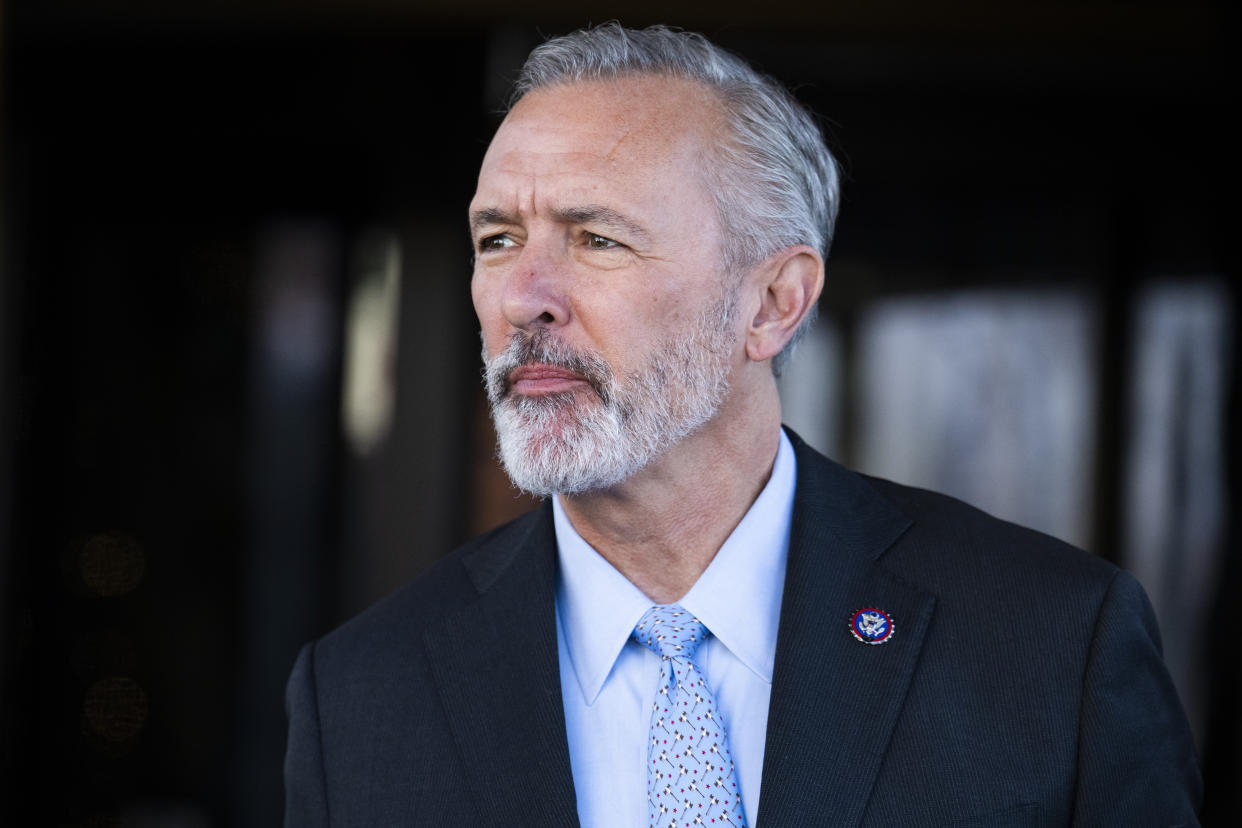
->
[423,503,580,827]
[758,435,936,828]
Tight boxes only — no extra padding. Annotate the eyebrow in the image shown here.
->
[553,206,651,243]
[469,204,651,244]
[469,207,513,235]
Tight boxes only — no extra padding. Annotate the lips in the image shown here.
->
[507,363,592,396]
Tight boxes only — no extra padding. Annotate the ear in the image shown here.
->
[745,245,824,364]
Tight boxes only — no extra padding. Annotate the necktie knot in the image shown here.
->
[633,604,707,661]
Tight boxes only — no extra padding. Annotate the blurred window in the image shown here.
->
[1123,280,1232,742]
[854,290,1097,549]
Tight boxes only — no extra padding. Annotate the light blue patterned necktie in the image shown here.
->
[634,604,748,828]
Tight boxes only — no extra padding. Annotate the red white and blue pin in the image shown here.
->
[850,608,895,645]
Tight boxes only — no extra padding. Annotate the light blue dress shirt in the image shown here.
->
[554,430,796,828]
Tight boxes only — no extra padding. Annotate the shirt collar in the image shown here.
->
[555,429,797,705]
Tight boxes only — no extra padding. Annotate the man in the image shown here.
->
[285,24,1202,827]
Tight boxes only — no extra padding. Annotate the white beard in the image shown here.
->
[484,293,738,497]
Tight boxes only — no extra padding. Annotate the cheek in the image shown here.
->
[471,273,501,324]
[587,285,684,343]
[471,278,503,355]
[469,272,488,317]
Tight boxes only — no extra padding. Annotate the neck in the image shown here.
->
[557,379,782,604]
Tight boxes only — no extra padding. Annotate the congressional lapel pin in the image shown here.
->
[850,608,895,645]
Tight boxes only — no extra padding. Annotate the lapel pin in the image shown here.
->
[850,608,895,645]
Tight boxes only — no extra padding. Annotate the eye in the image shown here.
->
[477,234,516,253]
[585,233,621,250]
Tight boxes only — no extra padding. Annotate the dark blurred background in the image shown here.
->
[0,0,1236,825]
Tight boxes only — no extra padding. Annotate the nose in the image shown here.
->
[498,241,571,332]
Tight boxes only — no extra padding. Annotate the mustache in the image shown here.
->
[484,328,616,405]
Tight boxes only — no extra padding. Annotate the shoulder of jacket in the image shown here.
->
[860,472,1119,598]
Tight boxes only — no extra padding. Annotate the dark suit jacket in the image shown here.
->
[285,431,1202,826]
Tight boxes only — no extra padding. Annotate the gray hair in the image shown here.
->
[511,23,840,375]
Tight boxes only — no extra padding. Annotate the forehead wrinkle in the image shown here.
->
[604,127,634,163]
[472,78,727,248]
[469,166,541,234]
